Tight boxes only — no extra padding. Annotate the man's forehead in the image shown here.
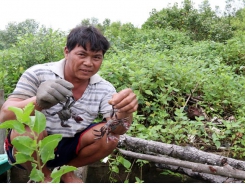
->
[76,44,103,54]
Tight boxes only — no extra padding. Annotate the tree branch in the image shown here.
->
[119,135,245,170]
[118,148,245,180]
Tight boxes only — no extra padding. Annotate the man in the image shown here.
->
[0,25,138,182]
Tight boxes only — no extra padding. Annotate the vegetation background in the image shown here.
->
[1,0,245,182]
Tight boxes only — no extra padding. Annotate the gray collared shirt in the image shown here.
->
[9,59,116,137]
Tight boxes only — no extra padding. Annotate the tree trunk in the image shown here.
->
[118,135,245,182]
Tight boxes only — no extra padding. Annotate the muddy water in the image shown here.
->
[1,161,204,183]
[86,161,203,183]
[3,167,85,183]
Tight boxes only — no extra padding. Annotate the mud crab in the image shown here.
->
[46,96,83,127]
[93,106,130,142]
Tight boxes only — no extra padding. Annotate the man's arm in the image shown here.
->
[0,79,74,123]
[0,97,41,122]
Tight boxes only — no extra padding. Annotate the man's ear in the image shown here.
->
[64,46,69,57]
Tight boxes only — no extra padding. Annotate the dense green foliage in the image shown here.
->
[0,26,65,94]
[0,19,39,50]
[1,0,245,182]
[142,0,234,42]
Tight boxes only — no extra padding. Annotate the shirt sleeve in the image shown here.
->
[8,67,40,99]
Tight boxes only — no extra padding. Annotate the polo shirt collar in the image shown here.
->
[49,58,103,84]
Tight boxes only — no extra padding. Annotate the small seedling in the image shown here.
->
[0,102,76,183]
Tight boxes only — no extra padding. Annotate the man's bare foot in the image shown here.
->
[61,171,83,183]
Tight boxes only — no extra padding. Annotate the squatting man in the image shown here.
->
[0,25,138,183]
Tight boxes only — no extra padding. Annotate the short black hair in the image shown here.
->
[66,25,110,55]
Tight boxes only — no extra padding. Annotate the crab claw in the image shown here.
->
[61,121,71,127]
[45,110,57,116]
[94,136,103,140]
[73,116,83,123]
[107,134,119,142]
[93,128,106,139]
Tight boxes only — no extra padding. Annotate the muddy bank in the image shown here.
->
[86,161,203,183]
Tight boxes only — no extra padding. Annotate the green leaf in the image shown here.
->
[39,134,62,163]
[214,141,221,149]
[28,116,36,129]
[225,130,231,134]
[0,120,25,134]
[212,133,217,141]
[51,165,77,183]
[111,165,119,173]
[8,106,24,123]
[12,136,36,155]
[29,164,44,182]
[135,177,144,183]
[33,110,46,134]
[135,124,147,131]
[14,152,34,164]
[22,102,35,123]
[118,156,131,169]
[145,90,153,96]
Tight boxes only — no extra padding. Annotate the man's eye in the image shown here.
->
[94,56,102,60]
[79,54,85,57]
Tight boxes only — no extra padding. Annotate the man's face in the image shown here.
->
[64,44,103,81]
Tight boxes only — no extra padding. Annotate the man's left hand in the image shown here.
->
[109,88,138,114]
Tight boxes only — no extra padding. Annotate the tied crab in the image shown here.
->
[46,96,83,127]
[93,106,130,143]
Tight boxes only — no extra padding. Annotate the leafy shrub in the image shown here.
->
[142,0,233,42]
[0,28,65,97]
[101,37,245,159]
[219,34,245,69]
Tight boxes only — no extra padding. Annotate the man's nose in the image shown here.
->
[83,57,93,66]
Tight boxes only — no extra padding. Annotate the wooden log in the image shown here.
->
[118,149,245,180]
[119,135,245,170]
[118,135,245,182]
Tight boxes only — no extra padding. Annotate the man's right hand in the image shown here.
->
[36,79,74,109]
